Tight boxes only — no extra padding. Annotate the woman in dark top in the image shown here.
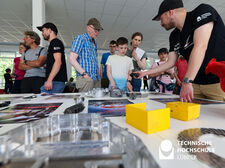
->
[126,32,147,92]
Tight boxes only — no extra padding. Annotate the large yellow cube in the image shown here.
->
[166,101,200,121]
[126,103,170,134]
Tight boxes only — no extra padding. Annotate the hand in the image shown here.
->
[134,71,145,79]
[110,81,116,88]
[166,70,172,74]
[83,73,90,79]
[180,83,194,102]
[132,49,139,60]
[177,80,182,86]
[127,82,133,92]
[44,80,53,91]
[160,72,165,75]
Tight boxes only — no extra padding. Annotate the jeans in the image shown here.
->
[131,78,142,92]
[41,81,65,94]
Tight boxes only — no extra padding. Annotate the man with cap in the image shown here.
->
[136,0,225,102]
[69,18,103,92]
[19,31,47,94]
[37,22,67,93]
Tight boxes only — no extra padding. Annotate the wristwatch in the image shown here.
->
[182,77,193,83]
[81,71,87,77]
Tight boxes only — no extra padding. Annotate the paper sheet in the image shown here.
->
[136,47,145,60]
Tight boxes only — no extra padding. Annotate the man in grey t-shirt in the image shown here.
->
[19,31,47,94]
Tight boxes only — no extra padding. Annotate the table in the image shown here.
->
[0,92,224,168]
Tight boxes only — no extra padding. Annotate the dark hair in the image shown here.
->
[116,37,128,46]
[19,42,29,51]
[69,77,74,82]
[109,40,117,45]
[131,32,143,41]
[24,31,40,45]
[5,68,11,73]
[158,48,169,55]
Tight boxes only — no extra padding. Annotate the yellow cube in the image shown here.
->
[166,101,200,121]
[126,103,170,134]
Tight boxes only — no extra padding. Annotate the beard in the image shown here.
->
[44,35,50,40]
[162,20,175,31]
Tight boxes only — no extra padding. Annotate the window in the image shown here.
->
[71,68,76,81]
[0,52,16,89]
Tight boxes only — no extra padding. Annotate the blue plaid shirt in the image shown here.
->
[71,32,99,80]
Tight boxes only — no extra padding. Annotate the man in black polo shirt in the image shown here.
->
[37,22,67,93]
[137,0,225,102]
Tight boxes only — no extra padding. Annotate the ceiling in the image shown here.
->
[1,0,225,52]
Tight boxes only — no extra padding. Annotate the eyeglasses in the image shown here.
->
[89,25,100,33]
[109,45,116,48]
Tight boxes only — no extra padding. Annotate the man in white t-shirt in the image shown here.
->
[106,37,134,92]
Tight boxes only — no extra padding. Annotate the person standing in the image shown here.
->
[173,56,188,94]
[126,32,147,92]
[69,18,103,92]
[106,37,133,92]
[19,31,47,94]
[37,22,67,93]
[150,48,174,94]
[136,0,225,102]
[100,40,117,88]
[143,76,149,90]
[11,43,28,94]
[4,68,13,94]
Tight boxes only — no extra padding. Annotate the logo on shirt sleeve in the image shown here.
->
[54,47,61,50]
[196,12,212,22]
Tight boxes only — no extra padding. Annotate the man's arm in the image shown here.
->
[100,64,104,79]
[69,52,89,78]
[107,65,115,87]
[180,22,214,102]
[18,58,32,70]
[136,51,178,78]
[127,70,133,92]
[25,55,46,67]
[44,53,62,90]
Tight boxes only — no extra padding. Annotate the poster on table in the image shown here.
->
[43,94,80,100]
[88,99,133,116]
[0,103,62,124]
[150,98,225,105]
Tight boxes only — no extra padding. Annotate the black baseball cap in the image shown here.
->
[152,0,184,21]
[37,22,58,35]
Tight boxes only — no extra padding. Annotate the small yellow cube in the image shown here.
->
[126,103,170,134]
[166,101,200,121]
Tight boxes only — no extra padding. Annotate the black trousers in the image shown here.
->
[12,80,22,94]
[21,77,45,94]
[4,83,13,93]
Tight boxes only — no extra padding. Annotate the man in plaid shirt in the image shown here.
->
[69,18,103,92]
